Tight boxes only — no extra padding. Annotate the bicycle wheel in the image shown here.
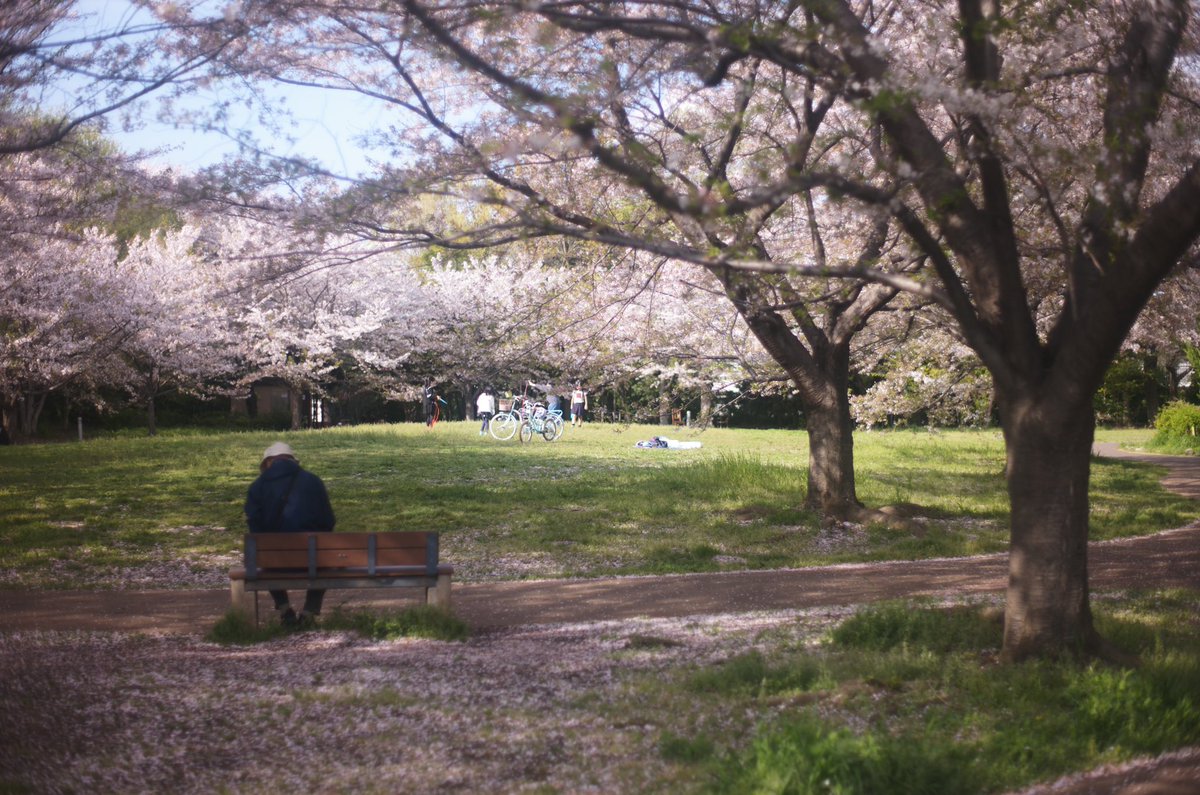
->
[490,412,518,441]
[519,420,534,443]
[544,415,564,441]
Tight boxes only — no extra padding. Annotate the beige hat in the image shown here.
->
[261,441,296,461]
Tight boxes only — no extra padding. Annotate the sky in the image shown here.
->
[61,0,390,177]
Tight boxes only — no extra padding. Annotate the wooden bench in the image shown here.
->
[229,531,453,623]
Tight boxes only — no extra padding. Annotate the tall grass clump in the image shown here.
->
[206,605,468,644]
[715,716,975,795]
[685,650,829,698]
[206,609,291,645]
[320,605,469,641]
[829,599,1001,654]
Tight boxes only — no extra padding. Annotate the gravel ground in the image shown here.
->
[0,608,854,794]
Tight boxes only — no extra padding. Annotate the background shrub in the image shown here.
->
[1151,402,1200,453]
[1154,401,1200,439]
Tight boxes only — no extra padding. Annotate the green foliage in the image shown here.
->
[1151,401,1200,449]
[659,731,717,763]
[110,195,183,260]
[320,605,469,641]
[1093,353,1174,427]
[657,594,1200,795]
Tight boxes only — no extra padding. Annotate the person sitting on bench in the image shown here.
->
[244,441,336,628]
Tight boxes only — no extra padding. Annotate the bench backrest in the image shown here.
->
[243,531,439,579]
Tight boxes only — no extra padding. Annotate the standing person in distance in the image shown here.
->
[571,383,588,427]
[424,382,439,428]
[244,442,336,629]
[476,387,496,436]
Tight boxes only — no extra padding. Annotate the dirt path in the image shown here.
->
[1,522,1197,635]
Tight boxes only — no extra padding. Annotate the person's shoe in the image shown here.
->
[278,607,298,628]
[296,612,318,630]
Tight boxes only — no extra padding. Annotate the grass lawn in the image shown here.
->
[0,423,1194,589]
[1,424,1198,794]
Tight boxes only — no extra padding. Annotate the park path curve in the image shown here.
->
[1,441,1197,635]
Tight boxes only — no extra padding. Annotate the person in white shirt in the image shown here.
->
[476,388,497,435]
[571,383,588,427]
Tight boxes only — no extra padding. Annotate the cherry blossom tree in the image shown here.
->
[116,224,243,435]
[199,216,406,430]
[0,220,131,438]
[1119,263,1200,418]
[418,253,579,399]
[1,0,240,156]
[795,0,1200,660]
[589,256,776,426]
[0,140,148,439]
[851,307,994,430]
[135,0,1200,660]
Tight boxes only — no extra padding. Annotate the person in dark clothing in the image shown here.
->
[424,383,439,427]
[244,441,335,628]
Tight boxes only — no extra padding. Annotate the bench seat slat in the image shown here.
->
[250,549,430,569]
[239,577,442,591]
[230,564,454,581]
[251,532,432,550]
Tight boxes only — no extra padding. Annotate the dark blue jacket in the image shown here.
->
[244,458,336,534]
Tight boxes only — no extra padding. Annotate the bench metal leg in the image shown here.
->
[230,578,245,609]
[429,574,452,611]
[230,578,260,625]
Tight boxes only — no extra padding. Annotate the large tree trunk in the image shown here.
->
[804,394,859,516]
[998,394,1099,661]
[289,385,302,430]
[735,298,864,518]
[147,394,157,437]
[699,384,714,426]
[1143,354,1161,425]
[658,380,671,425]
[17,392,46,438]
[146,367,159,437]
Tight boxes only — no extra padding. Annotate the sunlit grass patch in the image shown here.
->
[652,591,1200,795]
[1,424,1195,587]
